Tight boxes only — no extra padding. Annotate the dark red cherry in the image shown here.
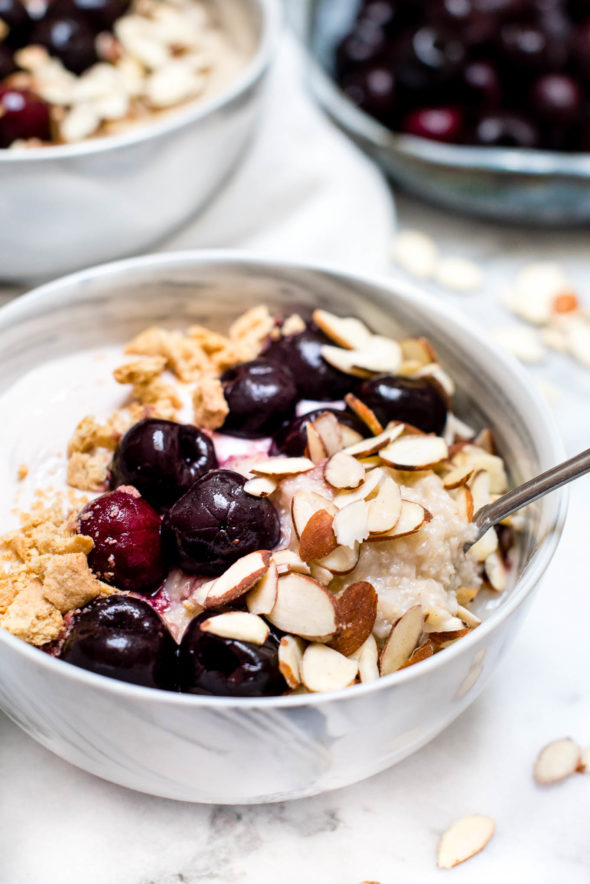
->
[31,16,98,74]
[353,376,448,434]
[78,488,167,594]
[0,87,50,147]
[262,322,358,401]
[0,0,32,46]
[220,359,298,439]
[270,408,368,457]
[341,65,397,121]
[0,45,16,80]
[162,470,281,577]
[395,26,466,93]
[474,110,540,146]
[110,418,218,512]
[47,0,129,32]
[179,612,286,697]
[60,596,178,690]
[462,60,502,106]
[530,73,583,124]
[336,18,388,74]
[402,106,463,141]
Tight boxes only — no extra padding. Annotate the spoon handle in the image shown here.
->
[471,446,590,544]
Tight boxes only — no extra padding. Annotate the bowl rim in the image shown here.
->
[307,47,590,177]
[0,249,568,709]
[0,0,281,164]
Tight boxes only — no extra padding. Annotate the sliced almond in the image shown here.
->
[278,635,305,689]
[456,586,479,605]
[351,634,380,682]
[379,435,448,470]
[305,421,328,464]
[451,445,508,494]
[484,550,507,592]
[299,509,338,562]
[443,465,474,490]
[272,549,311,575]
[349,336,402,375]
[534,738,582,785]
[333,467,384,510]
[456,604,481,628]
[312,309,373,350]
[367,473,402,534]
[246,561,278,615]
[311,412,344,457]
[344,393,384,434]
[252,457,314,478]
[446,413,476,442]
[468,526,498,563]
[200,612,269,645]
[400,336,437,366]
[469,469,491,514]
[291,489,337,539]
[453,485,474,522]
[309,562,334,586]
[301,643,359,693]
[379,605,424,676]
[204,551,271,608]
[342,422,404,458]
[429,627,472,646]
[244,476,278,498]
[366,499,430,541]
[339,423,364,447]
[317,542,360,574]
[437,814,495,869]
[413,362,455,399]
[320,345,374,378]
[329,581,378,657]
[333,500,370,548]
[325,451,366,490]
[401,640,434,668]
[267,573,338,640]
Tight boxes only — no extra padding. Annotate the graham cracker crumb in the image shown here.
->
[0,576,64,646]
[114,356,182,420]
[41,552,111,613]
[17,464,28,481]
[193,374,229,431]
[66,413,129,492]
[228,305,274,361]
[67,450,111,492]
[124,327,212,382]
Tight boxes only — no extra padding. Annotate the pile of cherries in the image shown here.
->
[0,0,129,147]
[60,316,448,697]
[335,0,590,151]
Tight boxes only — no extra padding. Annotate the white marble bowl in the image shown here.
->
[0,252,566,803]
[0,0,280,284]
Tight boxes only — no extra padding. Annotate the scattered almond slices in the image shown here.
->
[399,336,437,367]
[333,500,370,548]
[344,393,384,434]
[246,561,278,615]
[455,604,481,629]
[534,737,582,785]
[329,581,378,657]
[380,434,448,470]
[200,612,269,645]
[278,634,305,689]
[379,605,424,676]
[312,309,373,350]
[252,457,314,478]
[334,467,384,510]
[320,345,374,379]
[305,421,328,464]
[309,411,344,457]
[366,473,402,535]
[351,634,380,682]
[450,445,508,495]
[292,489,337,539]
[342,422,404,458]
[309,561,334,586]
[484,550,507,592]
[301,643,359,693]
[272,549,311,575]
[468,526,498,563]
[203,551,271,608]
[401,640,434,669]
[299,509,338,562]
[365,499,430,541]
[456,586,479,606]
[317,541,360,574]
[437,814,495,869]
[243,476,278,498]
[324,451,366,490]
[266,573,337,641]
[443,464,474,490]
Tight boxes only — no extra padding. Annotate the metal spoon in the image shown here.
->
[466,447,590,549]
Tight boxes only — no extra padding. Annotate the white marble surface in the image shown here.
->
[3,42,590,884]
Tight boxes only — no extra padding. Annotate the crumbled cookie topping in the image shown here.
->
[67,413,129,492]
[114,355,182,421]
[193,374,229,431]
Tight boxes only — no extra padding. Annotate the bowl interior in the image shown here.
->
[0,253,565,630]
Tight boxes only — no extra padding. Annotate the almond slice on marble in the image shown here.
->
[320,345,374,378]
[246,561,278,615]
[401,640,434,669]
[333,499,370,548]
[342,422,404,458]
[291,489,337,538]
[344,393,384,434]
[443,465,474,490]
[244,476,278,498]
[351,634,380,682]
[469,469,491,513]
[333,467,384,509]
[301,643,359,693]
[329,581,378,657]
[325,451,366,490]
[305,421,327,464]
[200,612,270,645]
[252,457,314,478]
[400,336,437,366]
[453,485,474,522]
[204,551,271,608]
[366,499,430,541]
[534,738,582,785]
[367,473,402,534]
[484,550,507,592]
[267,573,338,641]
[299,509,338,562]
[278,635,305,689]
[379,605,424,676]
[311,411,344,457]
[379,435,448,470]
[317,542,360,574]
[437,814,495,869]
[312,309,373,350]
[272,549,311,575]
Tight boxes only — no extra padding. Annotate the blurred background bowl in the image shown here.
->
[302,0,590,226]
[0,0,280,284]
[0,251,566,803]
